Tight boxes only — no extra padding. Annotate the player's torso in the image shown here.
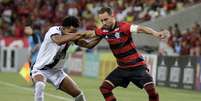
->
[96,22,145,68]
[34,26,70,69]
[97,22,132,45]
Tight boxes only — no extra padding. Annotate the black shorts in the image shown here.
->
[105,65,153,89]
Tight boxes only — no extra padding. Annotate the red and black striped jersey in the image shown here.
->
[95,21,146,69]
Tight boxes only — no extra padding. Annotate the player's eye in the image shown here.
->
[101,19,104,23]
[101,18,108,23]
[104,18,108,21]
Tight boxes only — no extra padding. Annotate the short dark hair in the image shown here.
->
[98,7,112,15]
[62,16,80,28]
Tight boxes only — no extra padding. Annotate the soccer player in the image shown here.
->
[76,7,168,101]
[31,16,87,101]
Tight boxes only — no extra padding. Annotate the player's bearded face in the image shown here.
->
[99,12,115,30]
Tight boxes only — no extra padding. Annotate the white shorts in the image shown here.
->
[31,68,67,89]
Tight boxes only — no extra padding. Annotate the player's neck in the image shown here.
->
[111,19,116,29]
[110,21,117,31]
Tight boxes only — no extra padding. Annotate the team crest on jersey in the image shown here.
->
[105,35,108,39]
[115,32,120,38]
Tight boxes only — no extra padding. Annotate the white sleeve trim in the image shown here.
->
[130,25,138,33]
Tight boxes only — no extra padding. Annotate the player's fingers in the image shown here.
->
[158,34,164,39]
[163,30,170,37]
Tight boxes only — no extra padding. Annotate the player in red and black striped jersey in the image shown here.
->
[76,7,168,101]
[96,21,146,69]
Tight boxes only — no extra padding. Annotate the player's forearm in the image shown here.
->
[138,25,159,37]
[52,33,81,45]
[84,38,101,48]
[75,37,101,49]
[53,36,72,45]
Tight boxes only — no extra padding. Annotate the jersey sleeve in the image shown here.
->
[49,27,61,38]
[121,22,138,35]
[121,22,132,36]
[95,29,104,38]
[130,24,139,34]
[45,26,61,42]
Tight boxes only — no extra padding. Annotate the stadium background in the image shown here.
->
[0,0,201,101]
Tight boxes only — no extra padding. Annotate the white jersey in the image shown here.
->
[33,26,70,70]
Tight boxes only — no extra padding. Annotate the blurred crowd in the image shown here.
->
[159,22,201,56]
[0,0,201,56]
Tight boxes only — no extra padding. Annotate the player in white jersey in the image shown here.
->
[31,16,87,101]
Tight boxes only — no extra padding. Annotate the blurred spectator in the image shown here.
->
[13,19,25,38]
[0,33,5,47]
[125,11,134,23]
[174,40,181,54]
[164,22,201,56]
[163,0,177,12]
[1,20,13,36]
[174,23,182,38]
[189,22,201,56]
[159,38,176,56]
[180,40,190,55]
[24,26,43,66]
[67,3,79,16]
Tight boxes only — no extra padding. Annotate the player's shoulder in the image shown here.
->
[95,28,102,33]
[118,21,131,27]
[46,26,61,36]
[95,28,105,36]
[48,26,61,32]
[44,26,61,41]
[118,21,132,32]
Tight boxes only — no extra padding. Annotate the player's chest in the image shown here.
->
[58,43,70,52]
[103,31,128,44]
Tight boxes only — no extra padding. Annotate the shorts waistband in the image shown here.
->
[117,64,147,71]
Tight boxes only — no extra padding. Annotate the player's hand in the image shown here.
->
[81,30,95,38]
[63,32,84,41]
[155,30,169,40]
[72,32,84,40]
[70,31,95,41]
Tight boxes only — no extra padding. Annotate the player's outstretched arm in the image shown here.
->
[51,33,83,45]
[132,25,169,39]
[74,31,102,49]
